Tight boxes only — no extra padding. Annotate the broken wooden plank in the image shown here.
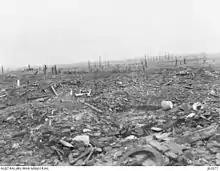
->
[175,123,219,144]
[0,94,6,98]
[81,101,103,114]
[50,85,58,96]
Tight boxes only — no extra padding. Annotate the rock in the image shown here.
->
[17,80,20,87]
[216,153,220,165]
[93,132,101,137]
[59,139,74,148]
[124,135,137,140]
[153,133,172,141]
[161,101,173,111]
[133,127,144,137]
[83,129,92,133]
[151,127,162,132]
[72,113,84,121]
[0,140,6,145]
[12,143,20,149]
[210,89,218,97]
[186,113,196,118]
[61,129,71,134]
[72,135,90,146]
[192,102,204,111]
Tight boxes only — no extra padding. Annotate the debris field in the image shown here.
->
[1,64,220,166]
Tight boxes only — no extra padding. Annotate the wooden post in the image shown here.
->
[54,65,57,75]
[88,60,91,72]
[1,65,3,80]
[1,65,3,74]
[175,57,178,66]
[43,65,47,79]
[51,66,54,75]
[99,56,101,70]
[94,62,97,72]
[144,54,148,68]
[141,57,145,73]
[183,58,186,64]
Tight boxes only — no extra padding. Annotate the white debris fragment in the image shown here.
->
[17,80,20,87]
[125,135,137,140]
[59,139,74,148]
[70,89,73,96]
[192,102,204,111]
[83,129,92,133]
[151,127,163,132]
[72,135,90,146]
[161,101,173,110]
[12,143,20,149]
[186,113,196,118]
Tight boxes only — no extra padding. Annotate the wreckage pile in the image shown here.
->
[1,65,220,166]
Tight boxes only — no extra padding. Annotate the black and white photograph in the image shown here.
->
[0,0,220,167]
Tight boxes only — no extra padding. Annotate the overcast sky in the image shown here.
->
[0,0,220,68]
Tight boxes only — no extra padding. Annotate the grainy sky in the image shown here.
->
[0,0,220,68]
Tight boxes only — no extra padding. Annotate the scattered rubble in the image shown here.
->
[0,65,220,166]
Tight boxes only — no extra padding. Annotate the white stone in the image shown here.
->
[161,101,173,110]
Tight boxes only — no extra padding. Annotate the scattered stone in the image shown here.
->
[161,101,173,111]
[124,135,137,140]
[72,135,90,146]
[59,139,74,148]
[192,102,204,111]
[151,127,163,132]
